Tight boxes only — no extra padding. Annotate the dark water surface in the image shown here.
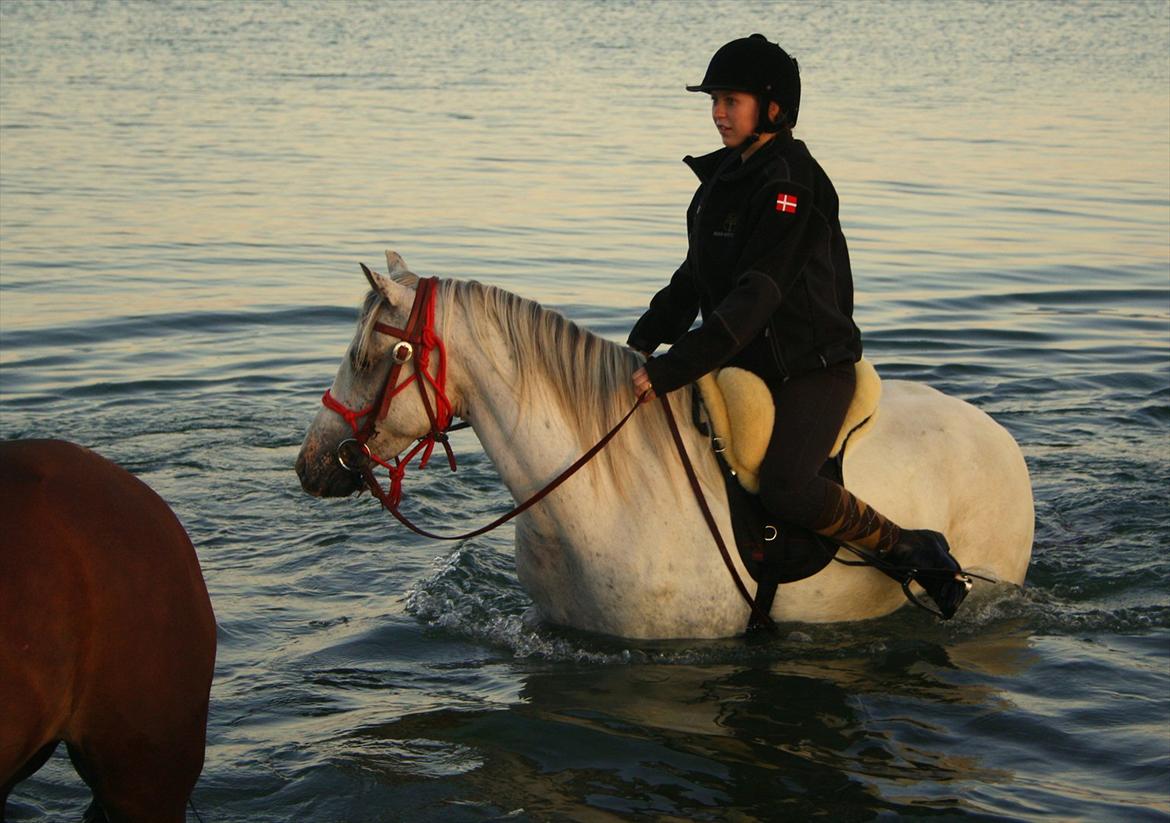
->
[2,1,1168,820]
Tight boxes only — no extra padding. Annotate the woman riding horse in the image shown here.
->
[629,35,970,618]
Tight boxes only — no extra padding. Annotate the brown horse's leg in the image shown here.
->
[67,741,188,823]
[65,744,109,823]
[62,576,213,822]
[67,728,204,823]
[80,795,110,823]
[1,740,60,818]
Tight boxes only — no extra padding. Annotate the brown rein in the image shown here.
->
[658,397,777,632]
[361,395,644,541]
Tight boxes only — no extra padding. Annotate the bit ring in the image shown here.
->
[336,438,372,473]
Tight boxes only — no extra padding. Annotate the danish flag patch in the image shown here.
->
[775,193,798,214]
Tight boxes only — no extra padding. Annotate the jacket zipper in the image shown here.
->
[764,324,791,380]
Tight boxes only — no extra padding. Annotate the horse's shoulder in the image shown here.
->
[1,438,74,485]
[0,440,174,521]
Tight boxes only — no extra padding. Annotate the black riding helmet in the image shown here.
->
[686,33,801,131]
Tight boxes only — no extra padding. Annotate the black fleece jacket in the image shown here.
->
[628,134,861,394]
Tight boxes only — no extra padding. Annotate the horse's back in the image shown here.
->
[846,380,1034,583]
[0,439,216,822]
[0,439,215,649]
[773,380,1033,623]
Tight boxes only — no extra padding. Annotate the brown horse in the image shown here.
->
[0,439,216,823]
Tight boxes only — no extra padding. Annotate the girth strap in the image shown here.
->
[659,396,776,633]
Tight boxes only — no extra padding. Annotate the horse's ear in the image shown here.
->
[384,249,410,276]
[360,262,379,290]
[359,262,413,307]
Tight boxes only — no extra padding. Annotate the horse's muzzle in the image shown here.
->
[295,448,363,498]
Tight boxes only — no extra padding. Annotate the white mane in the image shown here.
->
[357,276,682,487]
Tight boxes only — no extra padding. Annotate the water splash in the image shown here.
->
[403,540,1166,666]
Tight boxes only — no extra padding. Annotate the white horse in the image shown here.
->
[297,251,1034,640]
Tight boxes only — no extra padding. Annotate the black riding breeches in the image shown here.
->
[756,362,856,528]
[756,361,903,553]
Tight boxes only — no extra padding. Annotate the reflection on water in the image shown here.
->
[343,641,1019,820]
[330,631,1165,821]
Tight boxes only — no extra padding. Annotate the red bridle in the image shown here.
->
[321,274,457,507]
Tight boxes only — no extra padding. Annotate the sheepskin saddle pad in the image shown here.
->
[696,359,881,494]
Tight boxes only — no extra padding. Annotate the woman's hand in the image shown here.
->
[632,367,656,403]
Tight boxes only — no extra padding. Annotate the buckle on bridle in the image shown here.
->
[336,438,372,473]
[392,341,414,364]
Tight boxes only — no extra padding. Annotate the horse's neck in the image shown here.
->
[446,295,711,529]
[450,312,592,502]
[447,300,651,512]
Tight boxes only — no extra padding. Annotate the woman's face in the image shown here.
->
[710,91,759,148]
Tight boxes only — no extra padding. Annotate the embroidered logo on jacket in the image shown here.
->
[775,193,798,214]
[713,212,738,239]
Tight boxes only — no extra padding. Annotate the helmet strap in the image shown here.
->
[755,94,783,133]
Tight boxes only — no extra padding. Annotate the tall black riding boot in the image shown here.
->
[878,529,972,619]
[808,484,971,620]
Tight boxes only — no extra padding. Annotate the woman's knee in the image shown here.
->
[759,472,819,519]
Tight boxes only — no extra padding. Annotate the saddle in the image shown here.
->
[691,360,882,616]
[696,359,881,493]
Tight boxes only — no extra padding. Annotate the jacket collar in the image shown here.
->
[684,132,795,183]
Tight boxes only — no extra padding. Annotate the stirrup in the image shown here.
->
[900,574,972,620]
[834,531,976,620]
[883,529,971,619]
